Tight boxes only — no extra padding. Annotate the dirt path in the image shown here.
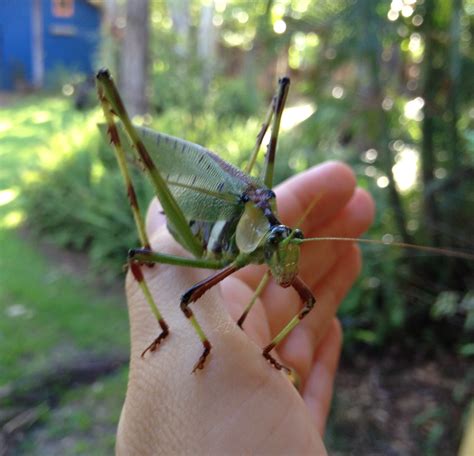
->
[328,353,473,455]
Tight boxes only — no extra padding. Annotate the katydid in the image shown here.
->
[96,69,474,374]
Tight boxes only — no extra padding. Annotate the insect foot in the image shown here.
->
[236,312,248,329]
[141,320,170,358]
[191,340,212,374]
[262,347,291,374]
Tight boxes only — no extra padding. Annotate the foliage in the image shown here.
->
[22,131,151,277]
[7,0,474,356]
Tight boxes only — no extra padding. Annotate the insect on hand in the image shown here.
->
[96,69,317,373]
[96,69,474,374]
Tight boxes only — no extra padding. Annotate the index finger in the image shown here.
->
[275,161,357,233]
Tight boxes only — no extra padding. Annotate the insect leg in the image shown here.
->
[245,97,275,174]
[262,276,315,373]
[96,69,203,258]
[129,261,170,356]
[180,264,241,373]
[97,81,150,249]
[237,270,271,328]
[129,250,229,357]
[129,248,227,269]
[262,77,290,189]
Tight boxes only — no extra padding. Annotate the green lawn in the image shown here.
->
[0,94,129,453]
[15,368,128,455]
[0,228,129,384]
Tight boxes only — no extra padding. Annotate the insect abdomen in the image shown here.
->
[189,218,240,258]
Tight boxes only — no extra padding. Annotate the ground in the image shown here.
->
[2,229,472,455]
[327,355,472,455]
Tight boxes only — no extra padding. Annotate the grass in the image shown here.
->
[0,95,101,229]
[0,94,128,451]
[0,94,130,384]
[0,227,129,385]
[15,368,128,455]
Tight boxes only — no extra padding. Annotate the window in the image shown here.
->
[52,0,74,18]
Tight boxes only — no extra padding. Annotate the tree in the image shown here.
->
[120,0,150,116]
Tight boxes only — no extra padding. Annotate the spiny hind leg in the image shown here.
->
[99,72,169,354]
[129,261,170,357]
[262,276,315,373]
[262,77,290,189]
[180,264,240,372]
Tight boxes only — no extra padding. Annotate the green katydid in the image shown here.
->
[96,69,474,374]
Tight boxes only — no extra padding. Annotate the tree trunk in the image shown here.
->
[120,0,150,116]
[361,1,413,245]
[420,0,440,246]
[197,2,216,93]
[167,0,190,58]
[99,0,121,75]
[447,0,462,170]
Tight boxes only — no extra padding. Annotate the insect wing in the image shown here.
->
[138,126,250,222]
[102,123,254,222]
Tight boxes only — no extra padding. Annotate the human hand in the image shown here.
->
[116,161,374,455]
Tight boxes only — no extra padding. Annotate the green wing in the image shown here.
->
[102,123,254,222]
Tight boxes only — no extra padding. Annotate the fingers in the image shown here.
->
[298,187,374,289]
[146,197,166,239]
[275,161,356,232]
[276,244,361,385]
[121,229,325,454]
[302,318,343,435]
[257,188,373,337]
[236,161,360,290]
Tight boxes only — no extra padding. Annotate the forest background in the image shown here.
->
[1,0,473,454]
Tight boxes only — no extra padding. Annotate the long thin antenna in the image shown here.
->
[293,236,474,261]
[294,192,324,230]
[282,192,324,246]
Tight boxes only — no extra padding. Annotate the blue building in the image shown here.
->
[0,0,101,90]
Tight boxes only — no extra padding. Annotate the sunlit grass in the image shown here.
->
[0,120,12,133]
[0,95,100,184]
[31,110,52,124]
[0,209,25,228]
[0,228,129,385]
[0,188,18,206]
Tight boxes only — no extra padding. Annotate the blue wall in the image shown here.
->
[0,0,100,90]
[42,0,100,81]
[0,1,33,89]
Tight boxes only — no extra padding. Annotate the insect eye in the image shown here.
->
[293,229,304,239]
[275,225,287,235]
